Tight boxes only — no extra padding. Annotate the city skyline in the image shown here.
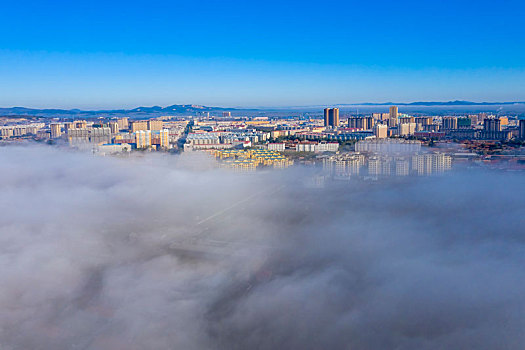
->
[2,0,525,108]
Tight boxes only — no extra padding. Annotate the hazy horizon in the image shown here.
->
[3,100,525,111]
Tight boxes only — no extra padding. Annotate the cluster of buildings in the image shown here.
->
[0,115,189,154]
[211,148,293,171]
[183,115,356,152]
[2,106,524,148]
[0,122,46,139]
[66,118,187,152]
[321,106,525,142]
[184,130,268,151]
[1,107,523,173]
[355,138,422,153]
[415,115,524,141]
[184,112,376,149]
[322,139,452,179]
[268,141,339,152]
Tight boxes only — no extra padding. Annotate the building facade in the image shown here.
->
[324,108,340,128]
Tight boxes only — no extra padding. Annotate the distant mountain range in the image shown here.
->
[1,101,524,118]
[0,104,236,118]
[340,100,525,106]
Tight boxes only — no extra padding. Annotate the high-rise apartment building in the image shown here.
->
[394,158,410,176]
[74,120,87,129]
[135,130,152,148]
[442,117,458,129]
[415,117,433,131]
[68,127,111,145]
[368,156,409,177]
[399,116,415,124]
[63,122,74,133]
[324,108,330,127]
[412,153,452,175]
[389,106,398,119]
[347,117,358,129]
[412,154,434,176]
[147,120,164,131]
[159,129,169,148]
[397,122,416,136]
[388,106,398,126]
[117,117,129,130]
[348,117,374,130]
[519,119,525,139]
[387,106,398,127]
[109,121,119,134]
[478,113,488,123]
[432,153,452,173]
[356,139,422,153]
[480,117,510,140]
[484,118,501,132]
[324,108,339,128]
[457,117,472,129]
[323,154,365,176]
[50,123,62,138]
[90,127,112,144]
[468,114,479,125]
[130,121,148,132]
[135,131,144,148]
[222,112,232,117]
[373,124,388,139]
[368,157,382,176]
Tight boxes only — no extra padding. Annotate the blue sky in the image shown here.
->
[1,0,525,108]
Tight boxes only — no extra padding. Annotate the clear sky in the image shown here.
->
[1,0,525,109]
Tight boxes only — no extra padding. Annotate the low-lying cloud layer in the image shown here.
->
[0,144,524,350]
